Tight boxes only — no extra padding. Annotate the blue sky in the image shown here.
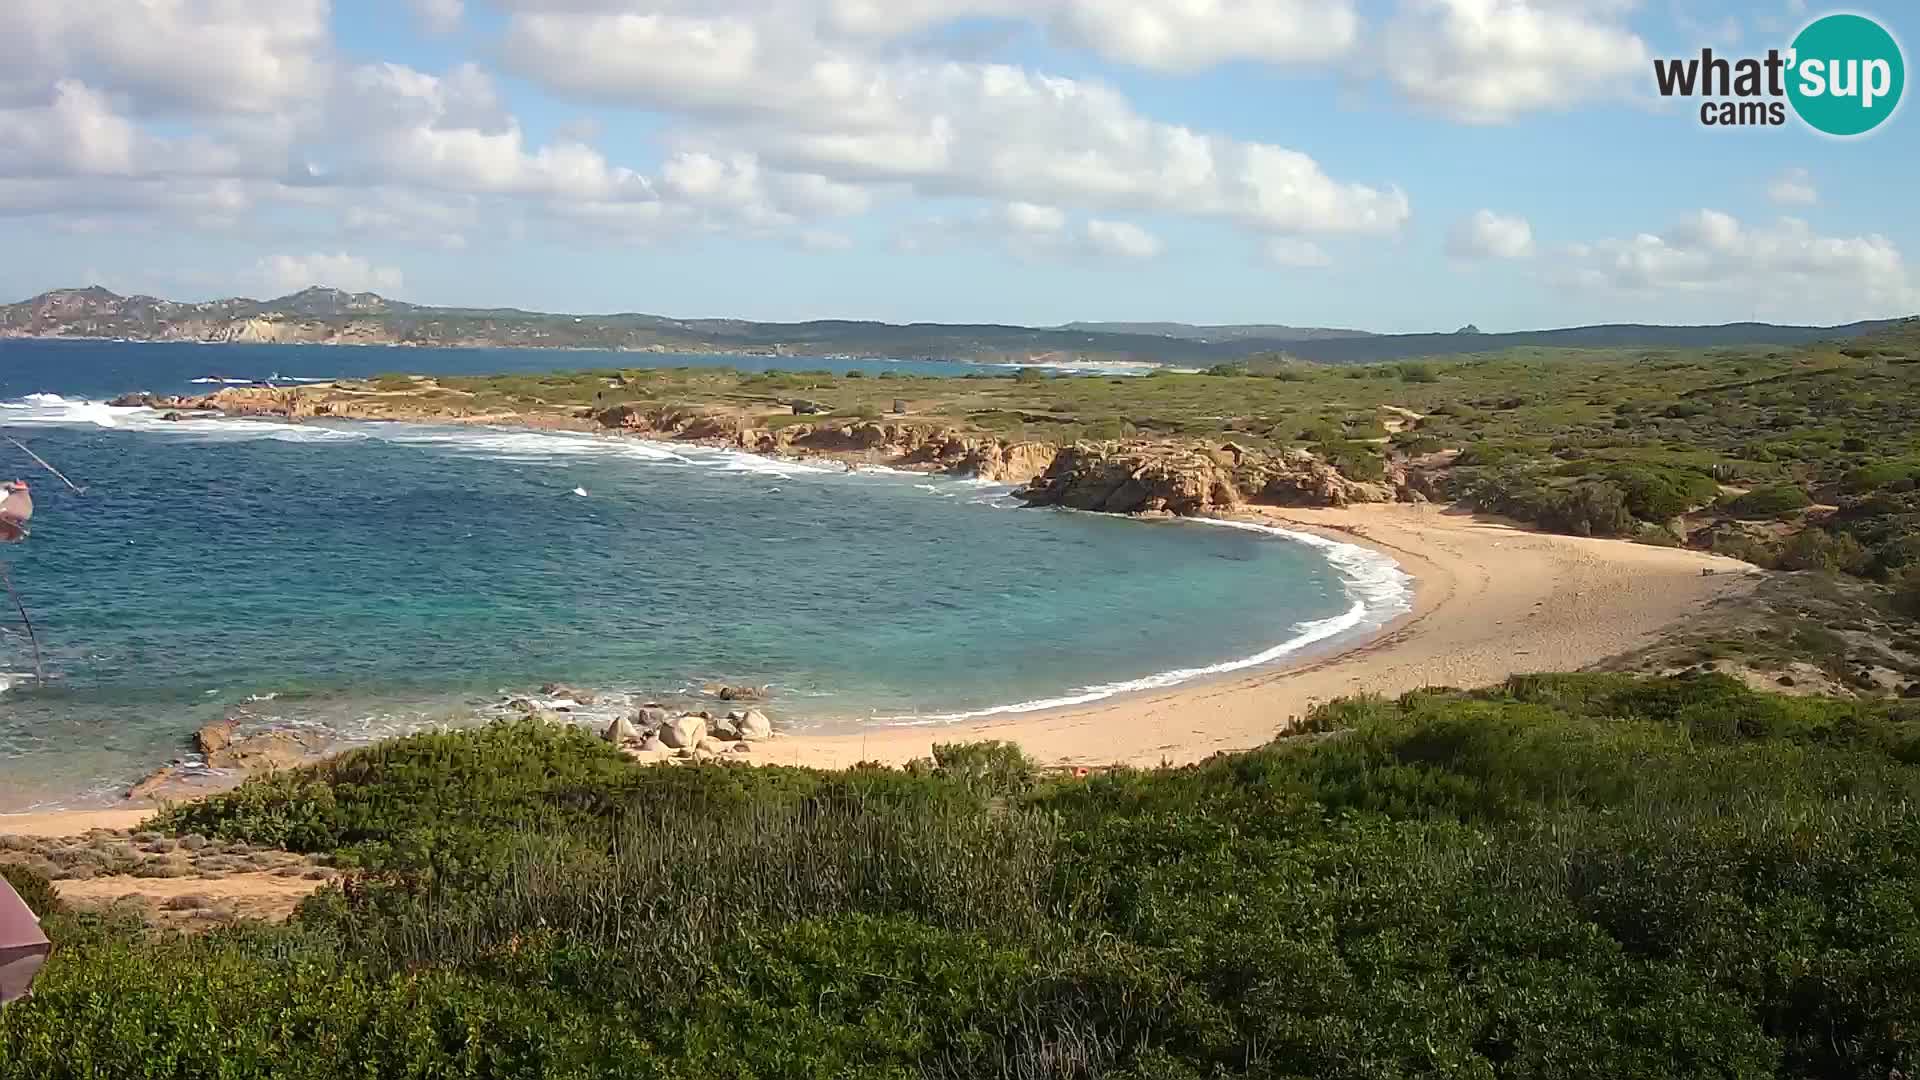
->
[1,0,1914,332]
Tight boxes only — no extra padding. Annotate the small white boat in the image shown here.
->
[571,486,588,498]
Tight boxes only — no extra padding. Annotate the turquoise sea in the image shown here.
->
[0,341,1409,810]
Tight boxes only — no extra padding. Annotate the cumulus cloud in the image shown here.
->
[254,253,405,295]
[1556,210,1920,320]
[1767,168,1818,207]
[1447,209,1536,259]
[1083,219,1162,259]
[816,0,1361,71]
[0,0,1421,268]
[1382,0,1650,123]
[501,10,1409,236]
[2,0,330,116]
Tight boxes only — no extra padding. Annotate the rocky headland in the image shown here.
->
[111,383,1420,515]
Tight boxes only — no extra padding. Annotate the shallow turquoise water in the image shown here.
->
[0,343,1408,809]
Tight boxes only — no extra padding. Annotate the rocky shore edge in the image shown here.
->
[126,682,788,802]
[112,384,1427,515]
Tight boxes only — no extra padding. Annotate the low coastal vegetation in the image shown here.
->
[5,674,1918,1077]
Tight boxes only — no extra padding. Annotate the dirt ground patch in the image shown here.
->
[54,871,333,928]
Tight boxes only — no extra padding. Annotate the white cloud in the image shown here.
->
[254,253,405,295]
[0,81,137,176]
[1,0,330,116]
[1556,210,1920,320]
[1382,0,1650,123]
[595,0,1369,72]
[1447,209,1536,259]
[327,62,655,203]
[1044,0,1361,72]
[1766,167,1818,207]
[903,202,1161,261]
[1002,201,1069,235]
[1263,237,1332,267]
[501,12,1409,236]
[411,0,465,34]
[1083,218,1161,259]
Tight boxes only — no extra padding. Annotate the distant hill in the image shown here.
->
[1,286,1905,365]
[1057,321,1376,342]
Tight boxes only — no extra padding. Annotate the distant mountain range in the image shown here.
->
[1,286,1906,366]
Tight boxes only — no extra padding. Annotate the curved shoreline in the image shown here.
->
[0,398,1762,824]
[747,503,1761,771]
[858,515,1412,725]
[0,505,1759,836]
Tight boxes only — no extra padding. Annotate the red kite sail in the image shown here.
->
[0,875,51,1004]
[0,481,29,544]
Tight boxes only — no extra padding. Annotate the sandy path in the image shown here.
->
[54,872,329,924]
[753,504,1758,769]
[0,809,154,836]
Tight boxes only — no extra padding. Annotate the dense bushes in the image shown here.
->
[0,863,60,918]
[1727,483,1814,519]
[1606,464,1720,521]
[8,676,1920,1077]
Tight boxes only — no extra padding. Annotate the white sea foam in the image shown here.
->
[873,517,1413,725]
[0,394,367,442]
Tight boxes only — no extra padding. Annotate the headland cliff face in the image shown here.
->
[114,385,1416,514]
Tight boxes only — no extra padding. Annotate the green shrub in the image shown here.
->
[1607,465,1720,522]
[1726,484,1814,519]
[922,741,1038,797]
[1779,527,1870,574]
[14,678,1920,1079]
[1,863,61,918]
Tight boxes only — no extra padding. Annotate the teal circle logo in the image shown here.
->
[1787,13,1904,136]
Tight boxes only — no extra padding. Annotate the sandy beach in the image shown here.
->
[2,503,1758,838]
[753,503,1759,770]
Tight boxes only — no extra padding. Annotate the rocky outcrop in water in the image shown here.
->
[600,701,776,762]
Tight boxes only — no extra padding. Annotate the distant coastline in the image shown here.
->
[5,285,1902,367]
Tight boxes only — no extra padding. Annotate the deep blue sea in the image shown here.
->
[0,340,1409,810]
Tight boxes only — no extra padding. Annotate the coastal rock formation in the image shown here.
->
[118,383,1407,524]
[1018,442,1241,515]
[659,714,705,750]
[194,719,237,756]
[126,722,328,803]
[710,683,769,702]
[1020,441,1403,515]
[542,682,597,705]
[585,404,1059,484]
[731,709,773,742]
[204,731,322,773]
